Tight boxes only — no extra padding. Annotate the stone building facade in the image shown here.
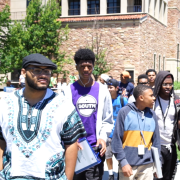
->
[0,0,10,11]
[1,0,180,82]
[59,0,172,81]
[59,13,168,81]
[166,0,180,81]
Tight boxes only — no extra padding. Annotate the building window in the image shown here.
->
[107,0,120,14]
[159,55,161,71]
[134,0,142,12]
[159,0,163,20]
[154,54,156,70]
[87,0,100,15]
[163,2,166,24]
[127,0,142,12]
[125,70,134,82]
[154,0,157,17]
[148,0,151,13]
[69,0,80,15]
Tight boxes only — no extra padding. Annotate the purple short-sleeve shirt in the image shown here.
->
[70,81,99,146]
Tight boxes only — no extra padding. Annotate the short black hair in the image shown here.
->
[74,49,95,65]
[146,69,157,75]
[138,74,148,82]
[133,85,152,100]
[109,76,113,79]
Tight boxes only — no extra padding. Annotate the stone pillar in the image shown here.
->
[61,0,68,17]
[155,0,160,20]
[160,0,164,22]
[142,0,145,12]
[121,0,127,14]
[100,0,107,15]
[80,0,87,16]
[149,0,155,16]
[144,0,149,13]
[164,2,167,25]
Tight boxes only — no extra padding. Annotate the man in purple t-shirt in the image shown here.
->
[67,49,113,180]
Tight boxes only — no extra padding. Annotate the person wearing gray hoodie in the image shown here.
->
[153,71,180,180]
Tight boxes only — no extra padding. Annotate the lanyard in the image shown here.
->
[137,112,146,146]
[157,97,170,129]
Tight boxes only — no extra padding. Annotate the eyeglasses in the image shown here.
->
[26,67,52,75]
[162,83,173,87]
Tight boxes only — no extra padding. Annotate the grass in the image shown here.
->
[174,81,180,90]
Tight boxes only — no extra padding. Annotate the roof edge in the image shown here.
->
[57,14,147,23]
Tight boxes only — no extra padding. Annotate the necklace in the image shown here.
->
[79,77,90,87]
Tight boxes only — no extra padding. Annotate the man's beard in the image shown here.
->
[26,74,50,90]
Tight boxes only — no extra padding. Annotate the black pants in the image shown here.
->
[73,148,105,180]
[158,145,177,180]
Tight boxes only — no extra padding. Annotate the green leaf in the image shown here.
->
[0,0,70,78]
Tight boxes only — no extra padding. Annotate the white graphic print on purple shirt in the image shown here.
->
[70,81,99,146]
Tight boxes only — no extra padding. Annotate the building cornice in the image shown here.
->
[57,14,147,23]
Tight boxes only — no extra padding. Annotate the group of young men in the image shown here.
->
[104,68,180,180]
[0,48,179,180]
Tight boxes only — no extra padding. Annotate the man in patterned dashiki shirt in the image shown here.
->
[0,53,86,180]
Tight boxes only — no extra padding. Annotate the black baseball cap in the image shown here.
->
[107,79,119,87]
[22,53,57,70]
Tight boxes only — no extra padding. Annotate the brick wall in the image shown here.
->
[166,0,180,59]
[0,0,10,12]
[139,15,167,74]
[60,15,168,82]
[168,0,180,10]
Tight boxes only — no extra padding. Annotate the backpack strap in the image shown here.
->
[120,95,124,107]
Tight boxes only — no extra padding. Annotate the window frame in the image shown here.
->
[107,0,120,14]
[87,0,100,15]
[68,0,80,15]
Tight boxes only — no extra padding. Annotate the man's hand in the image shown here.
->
[122,164,133,177]
[96,139,106,157]
[154,172,158,178]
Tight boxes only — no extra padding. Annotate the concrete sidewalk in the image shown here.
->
[103,157,180,180]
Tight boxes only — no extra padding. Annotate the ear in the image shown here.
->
[116,86,119,91]
[139,94,144,102]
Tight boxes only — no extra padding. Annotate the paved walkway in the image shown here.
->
[103,157,180,180]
